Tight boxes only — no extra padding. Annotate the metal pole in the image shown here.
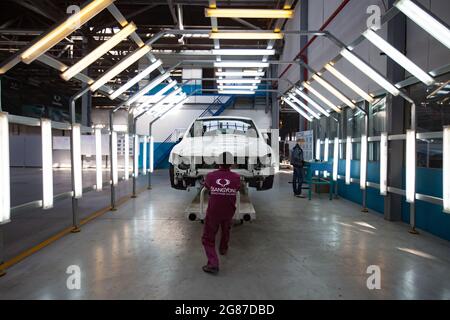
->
[148,122,152,190]
[0,226,5,277]
[334,119,340,199]
[109,110,116,211]
[409,102,418,234]
[362,102,369,212]
[131,118,138,198]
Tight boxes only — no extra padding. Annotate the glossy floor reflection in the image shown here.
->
[1,170,450,299]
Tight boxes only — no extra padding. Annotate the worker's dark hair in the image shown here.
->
[218,152,234,168]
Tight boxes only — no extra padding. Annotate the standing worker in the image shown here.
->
[201,152,240,274]
[291,138,305,198]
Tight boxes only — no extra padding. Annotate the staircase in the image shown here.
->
[200,95,235,117]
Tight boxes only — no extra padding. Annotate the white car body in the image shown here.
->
[169,116,275,190]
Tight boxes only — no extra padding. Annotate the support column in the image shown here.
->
[109,111,117,211]
[384,0,406,221]
[362,102,369,212]
[299,0,308,132]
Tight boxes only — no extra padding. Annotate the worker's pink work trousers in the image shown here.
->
[202,213,232,268]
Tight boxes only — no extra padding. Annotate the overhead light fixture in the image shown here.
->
[212,49,275,56]
[72,124,83,199]
[362,29,435,86]
[294,88,330,117]
[0,113,10,223]
[61,23,136,81]
[214,61,269,68]
[312,74,357,109]
[41,119,53,209]
[324,138,329,162]
[162,97,189,119]
[148,88,183,112]
[380,132,388,196]
[340,48,401,96]
[90,45,151,92]
[360,134,367,190]
[152,80,177,98]
[210,32,284,40]
[111,131,118,186]
[324,63,375,103]
[303,82,341,113]
[205,8,293,19]
[345,136,352,185]
[20,0,116,64]
[217,79,261,84]
[125,72,170,106]
[288,94,320,119]
[406,129,416,203]
[124,133,129,180]
[218,90,256,95]
[216,71,265,77]
[443,126,450,213]
[134,134,139,178]
[142,136,147,175]
[218,85,257,90]
[316,139,321,161]
[394,0,450,50]
[282,98,313,122]
[95,127,103,191]
[109,59,163,100]
[333,137,339,181]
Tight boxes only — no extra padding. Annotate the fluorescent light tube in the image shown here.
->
[324,138,329,162]
[312,74,357,109]
[21,0,115,64]
[149,136,154,173]
[109,59,162,100]
[443,126,450,213]
[216,71,265,77]
[345,136,352,185]
[90,45,151,92]
[340,48,401,96]
[218,85,257,90]
[282,98,313,122]
[205,8,293,19]
[152,80,177,98]
[217,79,261,84]
[303,82,341,113]
[324,63,375,102]
[163,97,188,118]
[294,88,330,117]
[214,61,269,68]
[95,127,102,191]
[148,88,183,112]
[142,136,147,175]
[210,32,284,40]
[360,134,367,190]
[218,90,256,95]
[111,131,118,185]
[124,133,129,180]
[62,23,136,81]
[72,124,83,199]
[333,137,339,181]
[406,129,416,203]
[288,93,320,119]
[126,72,170,106]
[394,0,450,50]
[134,134,139,177]
[0,112,10,223]
[212,49,275,56]
[380,132,388,196]
[41,119,53,209]
[363,29,435,86]
[316,139,321,161]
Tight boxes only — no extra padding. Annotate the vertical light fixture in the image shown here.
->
[406,129,416,203]
[443,126,450,213]
[72,124,83,198]
[41,119,54,209]
[111,131,118,185]
[149,136,154,173]
[95,127,103,191]
[124,133,129,180]
[142,136,147,175]
[0,112,10,223]
[333,137,339,181]
[380,132,388,196]
[360,134,368,190]
[316,139,321,161]
[324,138,329,162]
[345,136,352,185]
[134,134,139,177]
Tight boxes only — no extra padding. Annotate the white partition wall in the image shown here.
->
[0,112,10,223]
[41,119,54,209]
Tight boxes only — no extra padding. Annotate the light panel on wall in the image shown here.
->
[41,119,54,209]
[216,71,265,77]
[380,132,388,196]
[406,129,416,203]
[209,32,284,40]
[218,90,256,95]
[205,8,293,19]
[443,126,450,213]
[294,88,330,117]
[362,29,435,86]
[111,131,118,186]
[333,137,339,181]
[214,61,269,68]
[360,134,368,190]
[134,134,139,177]
[212,49,275,56]
[61,22,137,81]
[218,85,257,90]
[0,112,10,223]
[20,0,116,64]
[72,124,83,198]
[149,136,154,173]
[288,93,320,119]
[95,127,103,191]
[124,133,129,180]
[345,136,352,185]
[142,136,147,175]
[312,74,357,109]
[394,0,450,50]
[340,48,401,96]
[303,82,341,113]
[324,138,329,162]
[217,79,261,84]
[126,72,170,106]
[282,98,313,122]
[316,139,321,161]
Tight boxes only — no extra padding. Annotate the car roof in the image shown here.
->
[196,116,253,121]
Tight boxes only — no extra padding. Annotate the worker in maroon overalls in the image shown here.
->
[202,152,240,274]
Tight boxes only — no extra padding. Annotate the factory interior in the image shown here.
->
[0,0,450,305]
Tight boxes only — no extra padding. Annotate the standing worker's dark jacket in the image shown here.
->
[291,144,304,168]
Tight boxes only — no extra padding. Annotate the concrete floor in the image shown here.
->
[1,169,450,299]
